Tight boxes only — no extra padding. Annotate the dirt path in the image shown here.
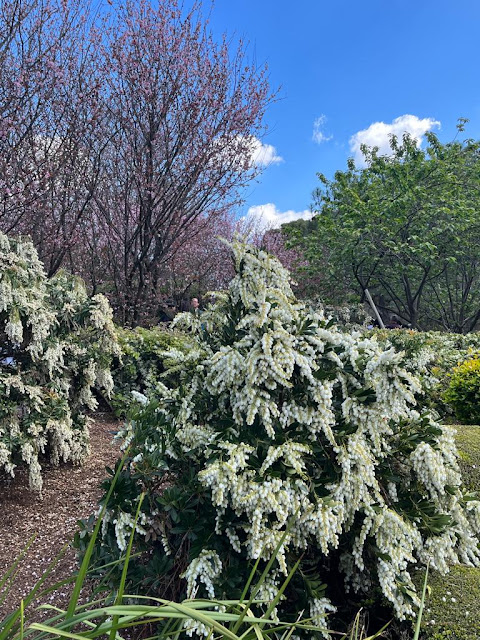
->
[0,412,121,621]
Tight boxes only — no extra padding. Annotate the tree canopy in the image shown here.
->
[0,0,274,324]
[285,122,480,332]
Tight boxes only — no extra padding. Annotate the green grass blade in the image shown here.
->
[28,622,90,640]
[19,600,23,640]
[32,602,242,640]
[232,524,293,634]
[0,536,36,603]
[347,610,361,640]
[262,555,303,622]
[342,610,390,640]
[108,492,145,640]
[413,563,429,640]
[242,608,264,640]
[365,620,390,640]
[238,557,262,606]
[65,449,130,620]
[0,544,69,640]
[32,552,137,605]
[123,596,264,609]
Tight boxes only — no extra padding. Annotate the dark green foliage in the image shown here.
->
[110,327,193,416]
[285,123,480,332]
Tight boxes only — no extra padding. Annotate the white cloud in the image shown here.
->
[249,137,283,166]
[210,135,282,171]
[312,114,333,144]
[244,203,312,232]
[349,114,441,165]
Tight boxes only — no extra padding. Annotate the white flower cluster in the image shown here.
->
[410,439,460,501]
[113,508,150,551]
[372,328,480,417]
[182,549,222,599]
[122,240,480,627]
[131,390,148,405]
[0,233,119,492]
[310,598,337,639]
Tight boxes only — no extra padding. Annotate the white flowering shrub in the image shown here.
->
[372,329,480,417]
[310,301,373,331]
[0,233,119,492]
[81,241,480,634]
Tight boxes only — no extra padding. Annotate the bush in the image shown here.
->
[81,241,480,635]
[4,458,324,640]
[110,326,195,416]
[443,356,480,424]
[0,233,119,491]
[309,301,373,331]
[371,329,480,417]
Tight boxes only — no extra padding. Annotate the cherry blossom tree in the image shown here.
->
[156,211,237,309]
[0,0,105,275]
[87,0,273,323]
[0,0,274,324]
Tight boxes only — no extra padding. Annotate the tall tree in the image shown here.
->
[90,0,273,323]
[0,0,104,275]
[285,123,480,332]
[0,0,274,324]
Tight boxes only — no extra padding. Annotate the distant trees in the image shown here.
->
[152,211,237,310]
[0,0,274,324]
[285,123,480,332]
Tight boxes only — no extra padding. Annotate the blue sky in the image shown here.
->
[203,0,480,228]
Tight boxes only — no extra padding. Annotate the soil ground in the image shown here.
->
[0,412,121,622]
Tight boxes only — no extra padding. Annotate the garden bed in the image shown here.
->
[1,409,480,639]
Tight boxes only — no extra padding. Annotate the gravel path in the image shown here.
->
[0,412,121,622]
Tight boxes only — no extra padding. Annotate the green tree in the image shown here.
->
[285,122,480,332]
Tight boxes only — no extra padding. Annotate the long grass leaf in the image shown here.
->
[0,536,36,604]
[65,449,130,620]
[242,607,266,640]
[263,555,302,622]
[238,557,262,606]
[19,600,23,640]
[365,619,390,640]
[413,564,429,640]
[28,622,90,640]
[232,524,293,635]
[108,492,145,640]
[0,543,69,640]
[32,553,137,605]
